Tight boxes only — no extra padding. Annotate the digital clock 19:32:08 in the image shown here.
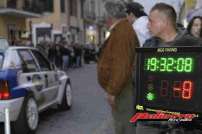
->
[144,57,194,73]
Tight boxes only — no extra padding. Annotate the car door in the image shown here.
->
[17,49,46,106]
[31,50,60,104]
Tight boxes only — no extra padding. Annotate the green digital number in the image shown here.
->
[145,57,193,73]
[184,58,193,72]
[146,59,151,71]
[160,58,166,72]
[167,58,174,72]
[176,58,184,72]
[150,58,157,71]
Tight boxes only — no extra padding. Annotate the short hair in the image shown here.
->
[125,2,147,18]
[151,3,177,28]
[104,1,126,19]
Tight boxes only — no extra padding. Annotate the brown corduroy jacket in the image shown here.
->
[97,18,139,96]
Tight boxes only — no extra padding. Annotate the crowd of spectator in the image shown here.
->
[36,41,98,71]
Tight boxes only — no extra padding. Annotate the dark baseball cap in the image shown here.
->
[125,2,147,17]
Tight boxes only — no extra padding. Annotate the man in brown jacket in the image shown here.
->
[97,1,140,134]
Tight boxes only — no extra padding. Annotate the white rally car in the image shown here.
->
[0,46,72,134]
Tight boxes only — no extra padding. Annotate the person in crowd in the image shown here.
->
[37,41,50,56]
[187,16,202,38]
[143,3,202,48]
[48,43,56,63]
[73,43,82,67]
[55,44,62,68]
[97,1,139,134]
[69,43,75,67]
[126,2,151,46]
[138,3,202,134]
[134,0,185,23]
[11,40,15,46]
[83,43,96,64]
[83,44,92,64]
[61,43,70,70]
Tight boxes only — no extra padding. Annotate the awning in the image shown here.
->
[0,8,40,18]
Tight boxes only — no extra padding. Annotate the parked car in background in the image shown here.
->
[0,46,72,134]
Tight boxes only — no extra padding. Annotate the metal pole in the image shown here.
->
[4,108,11,134]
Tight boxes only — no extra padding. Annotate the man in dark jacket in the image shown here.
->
[143,3,202,48]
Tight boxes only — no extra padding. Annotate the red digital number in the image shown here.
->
[160,80,168,97]
[182,80,193,100]
[160,80,193,100]
[173,81,181,98]
[172,80,193,100]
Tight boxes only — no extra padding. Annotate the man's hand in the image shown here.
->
[107,94,116,111]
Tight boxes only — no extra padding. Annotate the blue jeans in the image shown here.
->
[63,55,69,70]
[76,56,81,67]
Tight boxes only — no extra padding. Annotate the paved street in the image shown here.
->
[36,64,202,134]
[1,63,201,134]
[37,63,115,134]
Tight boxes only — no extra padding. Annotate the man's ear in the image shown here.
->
[128,12,133,17]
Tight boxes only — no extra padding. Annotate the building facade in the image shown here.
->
[68,0,84,45]
[83,0,106,46]
[0,0,39,43]
[0,0,110,46]
[27,0,86,46]
[27,0,70,46]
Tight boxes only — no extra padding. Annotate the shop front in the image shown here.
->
[0,8,39,44]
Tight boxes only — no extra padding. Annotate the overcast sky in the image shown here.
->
[196,0,202,8]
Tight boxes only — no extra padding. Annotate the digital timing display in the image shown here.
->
[136,47,202,114]
[145,57,193,73]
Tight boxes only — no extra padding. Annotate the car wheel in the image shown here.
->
[58,83,72,110]
[13,94,39,134]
